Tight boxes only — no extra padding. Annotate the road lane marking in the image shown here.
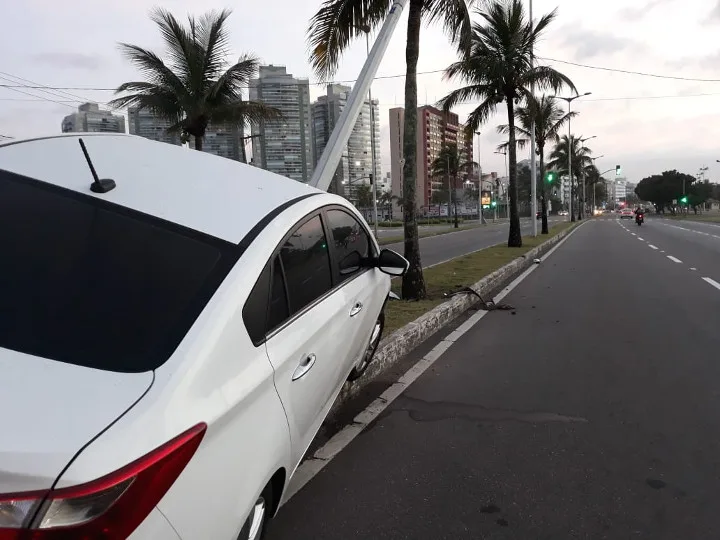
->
[690,268,697,271]
[631,232,636,236]
[702,277,720,291]
[283,224,589,504]
[667,256,682,263]
[661,250,665,253]
[648,244,658,250]
[638,237,644,241]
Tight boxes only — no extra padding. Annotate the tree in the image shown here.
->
[438,0,575,247]
[355,183,373,210]
[547,135,594,221]
[430,143,474,228]
[110,9,281,152]
[308,0,476,300]
[497,95,575,234]
[689,180,714,212]
[635,170,697,213]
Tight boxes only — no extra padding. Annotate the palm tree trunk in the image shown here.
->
[195,135,203,152]
[506,99,522,247]
[400,0,426,300]
[540,151,549,234]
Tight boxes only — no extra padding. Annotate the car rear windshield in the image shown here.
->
[0,169,239,373]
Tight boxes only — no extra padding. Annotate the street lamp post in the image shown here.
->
[550,92,591,222]
[353,24,380,237]
[589,154,604,214]
[475,131,486,224]
[495,150,508,218]
[529,0,537,237]
[578,135,597,219]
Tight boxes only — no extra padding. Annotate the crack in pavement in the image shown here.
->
[392,395,589,425]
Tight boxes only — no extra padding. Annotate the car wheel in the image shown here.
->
[347,312,385,381]
[238,484,272,540]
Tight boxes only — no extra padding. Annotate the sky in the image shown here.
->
[2,0,720,184]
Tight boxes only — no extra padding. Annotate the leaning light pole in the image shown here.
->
[550,92,591,222]
[310,1,407,192]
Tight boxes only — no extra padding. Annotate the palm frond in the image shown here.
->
[521,66,577,95]
[149,8,199,87]
[208,55,260,102]
[116,43,188,99]
[208,99,283,126]
[307,0,390,81]
[423,0,475,54]
[199,9,233,81]
[463,98,499,132]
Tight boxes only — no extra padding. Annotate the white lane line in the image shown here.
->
[631,232,636,236]
[648,244,658,250]
[702,277,720,291]
[283,224,588,503]
[690,267,697,271]
[638,237,645,241]
[667,255,683,263]
[661,250,666,253]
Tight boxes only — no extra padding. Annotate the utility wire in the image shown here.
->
[0,71,95,102]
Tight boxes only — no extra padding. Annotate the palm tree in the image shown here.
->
[110,8,281,152]
[438,0,576,247]
[547,135,594,222]
[430,143,474,228]
[307,0,476,300]
[497,95,576,234]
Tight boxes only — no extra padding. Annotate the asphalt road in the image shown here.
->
[386,216,564,268]
[267,215,720,540]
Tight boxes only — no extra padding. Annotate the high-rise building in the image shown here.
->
[61,103,125,134]
[311,84,381,199]
[196,125,243,161]
[249,65,313,182]
[127,106,181,146]
[389,105,473,214]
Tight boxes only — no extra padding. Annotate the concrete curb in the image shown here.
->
[330,224,577,413]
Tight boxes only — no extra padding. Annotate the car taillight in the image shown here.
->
[0,423,206,539]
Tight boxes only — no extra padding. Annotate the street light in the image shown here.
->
[550,92,592,221]
[475,130,486,224]
[352,24,379,237]
[495,150,508,219]
[589,154,604,213]
[578,135,597,219]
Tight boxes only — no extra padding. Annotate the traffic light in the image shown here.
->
[491,200,497,208]
[680,195,688,204]
[615,165,621,176]
[545,171,556,183]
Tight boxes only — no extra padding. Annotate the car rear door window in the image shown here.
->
[267,257,290,332]
[326,209,371,280]
[0,169,237,373]
[279,215,333,315]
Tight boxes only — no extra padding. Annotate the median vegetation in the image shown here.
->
[384,222,575,333]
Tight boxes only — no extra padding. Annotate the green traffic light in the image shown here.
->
[491,201,497,207]
[545,171,556,183]
[680,196,688,204]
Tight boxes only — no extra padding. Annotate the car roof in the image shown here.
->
[0,133,322,243]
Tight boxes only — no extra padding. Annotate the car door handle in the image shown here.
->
[292,354,316,381]
[349,302,363,317]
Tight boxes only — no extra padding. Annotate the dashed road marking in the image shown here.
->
[702,277,720,291]
[690,268,697,271]
[638,237,644,241]
[648,244,658,250]
[667,256,683,263]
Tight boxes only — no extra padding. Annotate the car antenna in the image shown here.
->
[78,138,116,193]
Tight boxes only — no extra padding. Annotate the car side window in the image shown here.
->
[242,262,271,345]
[326,209,371,280]
[279,215,333,315]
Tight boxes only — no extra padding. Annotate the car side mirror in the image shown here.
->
[339,250,362,275]
[377,249,409,276]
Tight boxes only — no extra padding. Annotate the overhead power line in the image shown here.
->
[538,56,720,83]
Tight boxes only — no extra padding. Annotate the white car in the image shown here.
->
[558,210,569,216]
[0,134,408,540]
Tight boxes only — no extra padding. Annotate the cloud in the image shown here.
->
[557,28,639,61]
[30,52,104,71]
[618,0,670,21]
[664,50,720,71]
[709,0,720,21]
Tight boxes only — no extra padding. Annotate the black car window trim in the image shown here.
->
[3,167,319,367]
[257,205,377,346]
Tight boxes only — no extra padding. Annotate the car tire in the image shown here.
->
[347,312,385,382]
[238,484,272,540]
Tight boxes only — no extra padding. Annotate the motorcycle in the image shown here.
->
[635,212,644,226]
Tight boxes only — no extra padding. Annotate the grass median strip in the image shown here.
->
[665,214,720,224]
[384,222,574,334]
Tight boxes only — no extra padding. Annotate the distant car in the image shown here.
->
[558,210,569,216]
[536,211,542,219]
[620,208,635,219]
[0,133,410,540]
